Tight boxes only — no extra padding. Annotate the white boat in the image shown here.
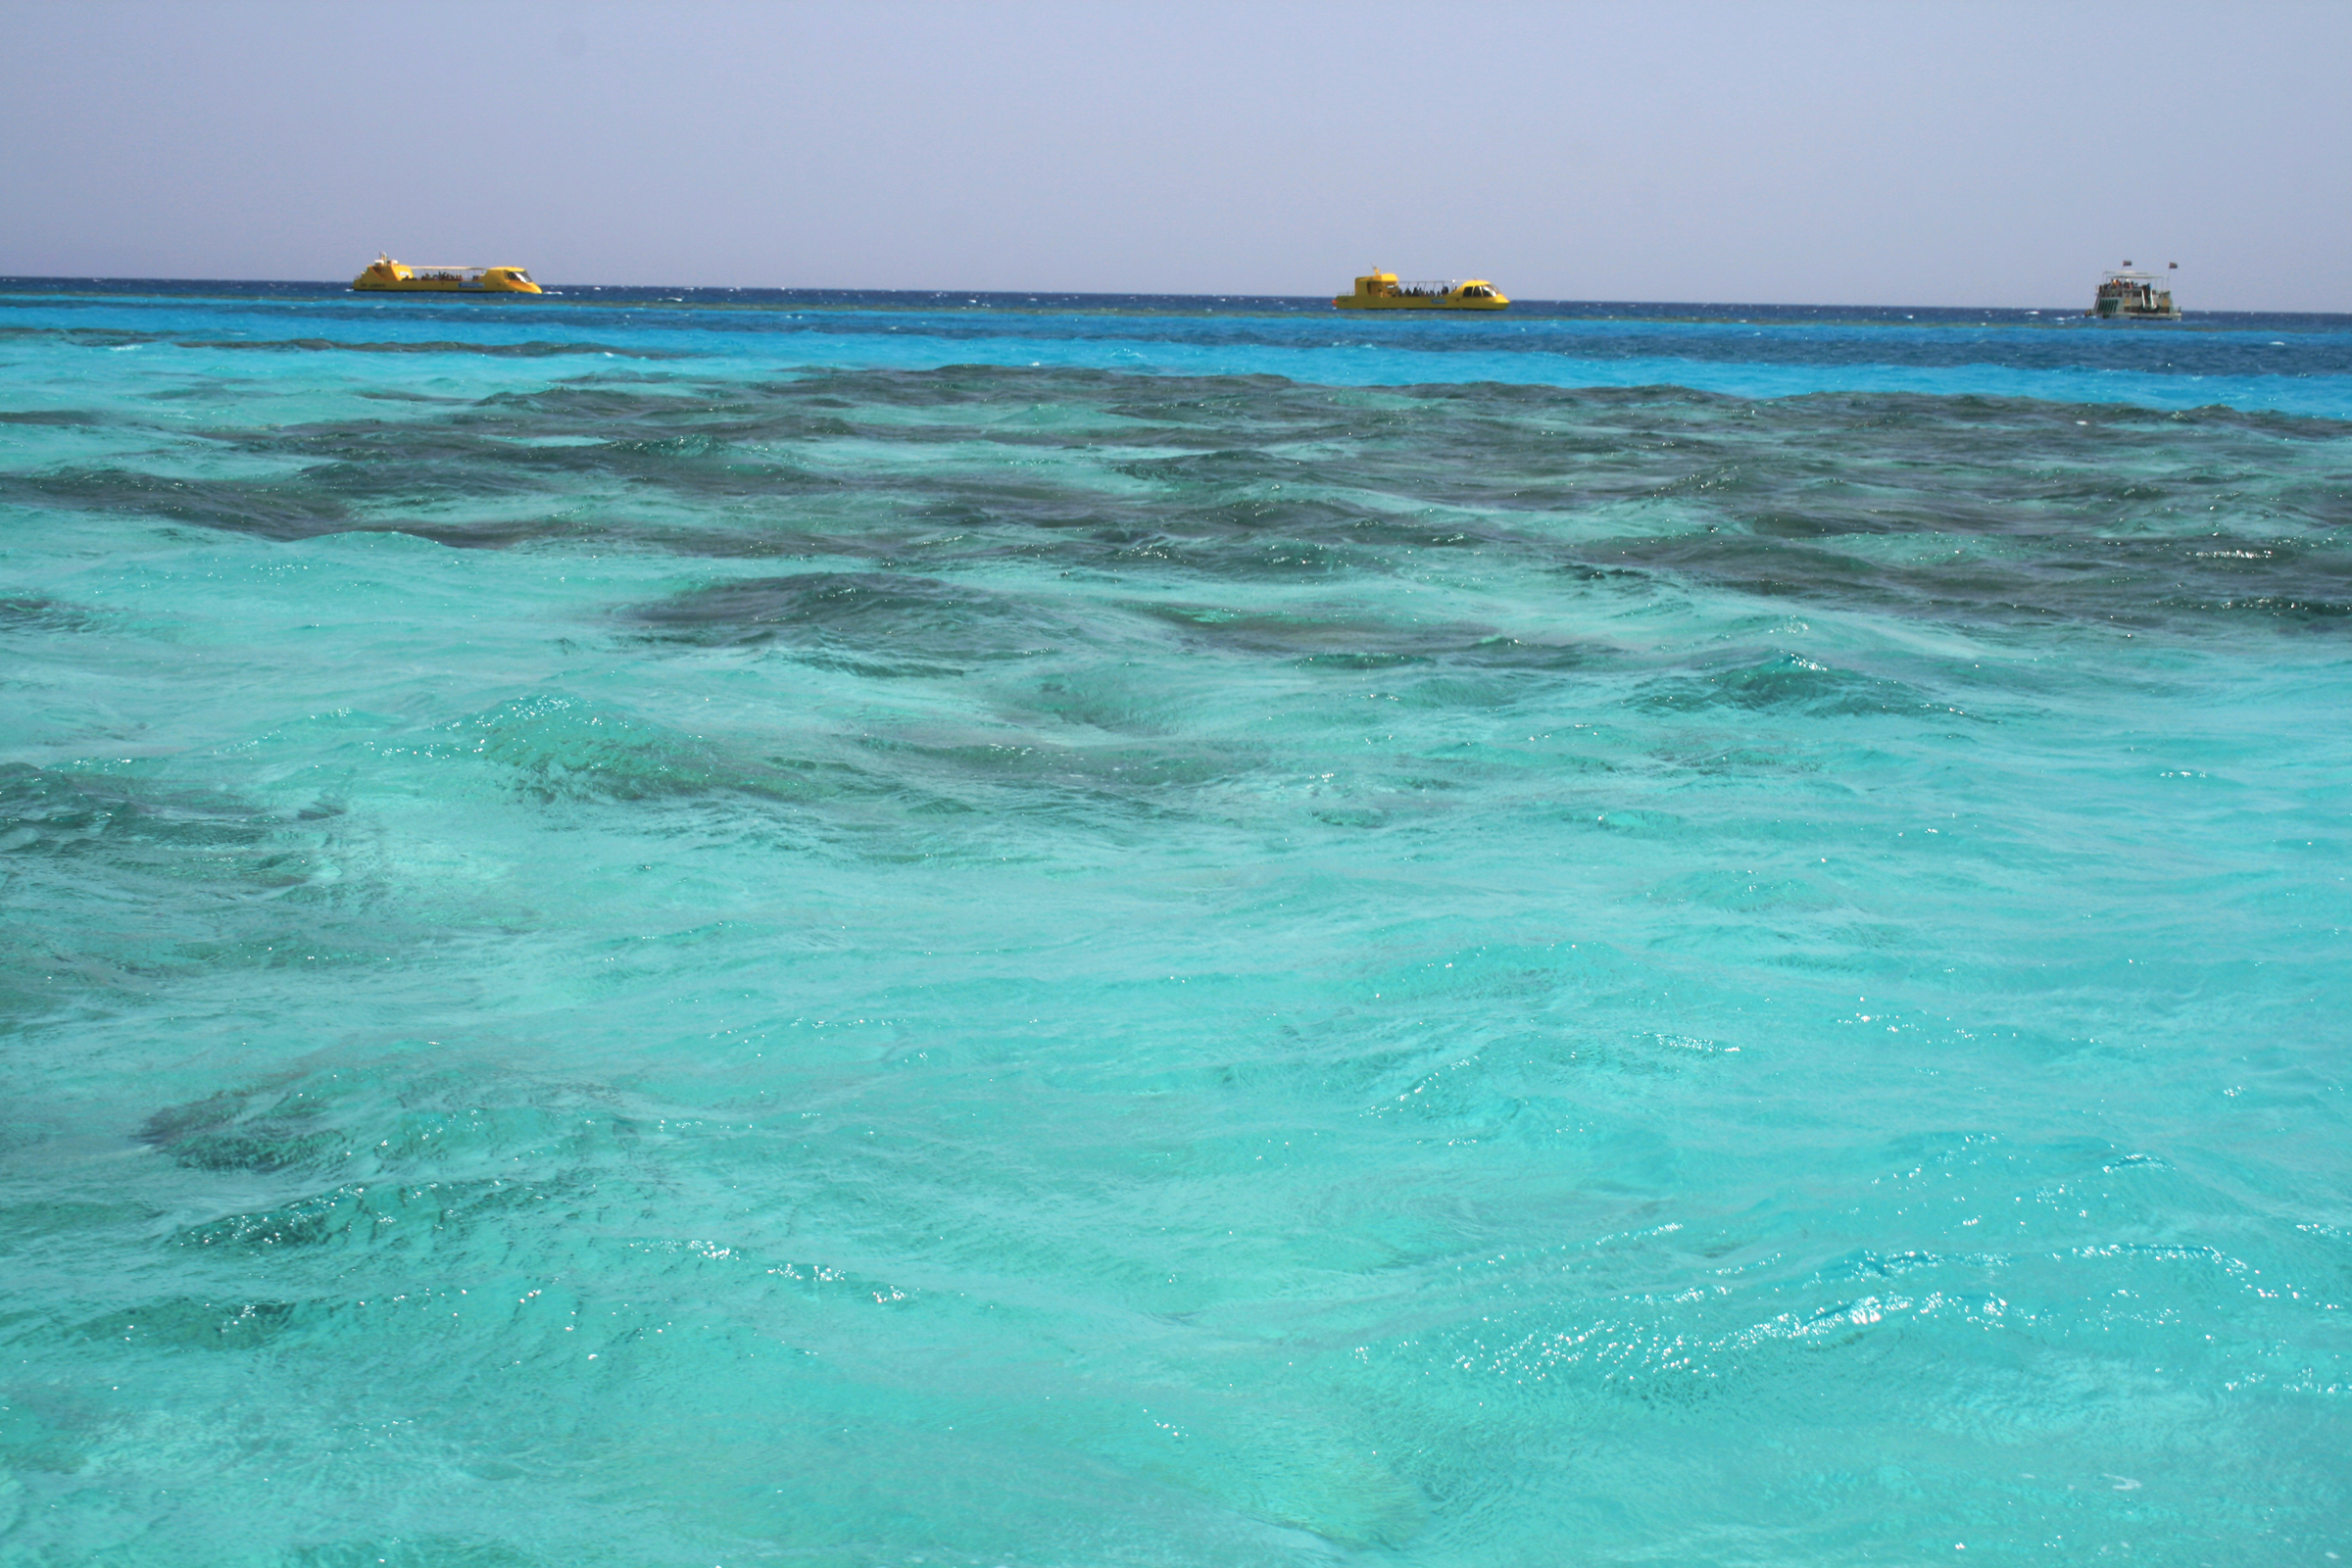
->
[2088,263,2180,320]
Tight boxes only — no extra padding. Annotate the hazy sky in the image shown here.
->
[4,0,2347,310]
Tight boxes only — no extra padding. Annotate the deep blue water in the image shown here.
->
[3,279,2349,1566]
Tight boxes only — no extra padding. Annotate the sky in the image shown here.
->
[3,0,2347,311]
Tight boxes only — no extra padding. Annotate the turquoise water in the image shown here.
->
[3,282,2349,1566]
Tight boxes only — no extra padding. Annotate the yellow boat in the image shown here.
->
[1332,270,1507,311]
[352,255,542,295]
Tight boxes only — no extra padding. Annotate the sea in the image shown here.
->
[2,279,2348,1567]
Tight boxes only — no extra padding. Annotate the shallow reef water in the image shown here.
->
[2,282,2349,1565]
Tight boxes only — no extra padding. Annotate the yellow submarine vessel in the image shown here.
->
[1333,270,1507,311]
[352,255,542,295]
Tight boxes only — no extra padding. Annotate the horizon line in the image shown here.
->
[10,273,2351,319]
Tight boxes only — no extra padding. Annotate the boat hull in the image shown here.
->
[351,259,542,295]
[353,278,542,295]
[1332,296,1507,311]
